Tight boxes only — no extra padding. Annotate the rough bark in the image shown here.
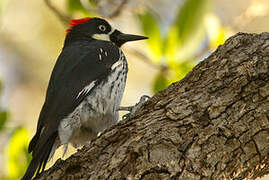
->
[36,32,269,180]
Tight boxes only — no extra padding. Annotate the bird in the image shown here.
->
[22,17,147,180]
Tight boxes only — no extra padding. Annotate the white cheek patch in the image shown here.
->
[92,28,115,41]
[92,34,110,41]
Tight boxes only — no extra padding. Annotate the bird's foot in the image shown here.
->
[118,95,150,120]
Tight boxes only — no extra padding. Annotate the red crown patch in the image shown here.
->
[66,17,92,35]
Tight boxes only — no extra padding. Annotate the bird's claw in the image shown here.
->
[118,95,150,120]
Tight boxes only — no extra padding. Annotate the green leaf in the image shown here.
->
[152,60,195,94]
[138,11,163,63]
[204,14,226,48]
[5,127,31,179]
[173,60,195,80]
[67,0,97,16]
[166,60,196,88]
[67,0,84,12]
[0,111,8,131]
[171,0,210,43]
[0,78,2,95]
[0,0,8,17]
[153,71,170,93]
[165,0,211,62]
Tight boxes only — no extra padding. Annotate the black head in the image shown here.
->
[64,17,148,47]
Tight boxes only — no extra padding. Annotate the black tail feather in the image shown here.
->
[21,156,41,180]
[28,131,40,153]
[22,132,57,180]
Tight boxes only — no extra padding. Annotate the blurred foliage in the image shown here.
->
[68,0,85,12]
[0,79,30,179]
[0,111,8,131]
[0,79,8,132]
[138,0,226,93]
[153,69,170,93]
[165,0,210,51]
[204,13,226,48]
[5,127,31,180]
[138,11,163,63]
[67,0,97,16]
[0,0,8,16]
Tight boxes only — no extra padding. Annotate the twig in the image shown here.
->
[44,0,71,26]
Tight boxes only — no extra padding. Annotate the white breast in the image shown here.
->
[58,49,128,148]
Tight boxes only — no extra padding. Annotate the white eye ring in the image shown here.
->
[98,25,106,32]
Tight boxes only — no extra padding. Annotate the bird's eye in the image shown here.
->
[98,25,106,32]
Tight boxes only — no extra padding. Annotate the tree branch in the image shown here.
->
[36,32,269,179]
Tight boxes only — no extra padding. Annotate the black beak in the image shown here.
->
[110,30,148,47]
[116,33,148,42]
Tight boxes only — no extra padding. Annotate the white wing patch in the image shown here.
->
[76,81,96,99]
[99,54,102,61]
[111,49,125,70]
[111,61,122,70]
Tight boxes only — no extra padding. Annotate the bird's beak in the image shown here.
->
[110,30,148,46]
[116,33,148,42]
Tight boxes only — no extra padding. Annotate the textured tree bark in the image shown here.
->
[36,32,269,180]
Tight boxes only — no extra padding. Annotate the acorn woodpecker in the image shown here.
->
[22,17,147,180]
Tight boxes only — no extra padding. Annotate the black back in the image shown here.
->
[22,39,121,180]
